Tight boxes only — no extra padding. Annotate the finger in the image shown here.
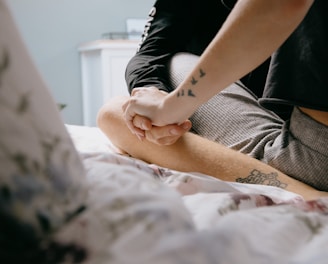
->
[151,124,182,139]
[125,118,145,141]
[133,115,152,130]
[156,135,181,145]
[145,131,180,145]
[131,87,144,96]
[154,121,191,139]
[124,103,143,137]
[178,120,192,131]
[144,121,192,145]
[157,136,180,146]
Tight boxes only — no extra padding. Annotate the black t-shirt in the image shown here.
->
[260,0,328,117]
[125,0,269,98]
[126,0,327,118]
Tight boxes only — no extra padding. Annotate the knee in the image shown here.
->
[97,96,129,143]
[97,96,122,129]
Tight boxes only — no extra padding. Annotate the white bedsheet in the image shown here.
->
[61,125,328,264]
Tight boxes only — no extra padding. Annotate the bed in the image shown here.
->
[59,124,328,264]
[2,0,328,261]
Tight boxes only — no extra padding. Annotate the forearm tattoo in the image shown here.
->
[177,89,195,97]
[176,68,206,98]
[236,169,288,189]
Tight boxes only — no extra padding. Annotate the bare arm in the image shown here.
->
[124,0,314,128]
[99,96,328,201]
[164,0,315,123]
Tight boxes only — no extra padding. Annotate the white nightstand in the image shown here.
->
[79,39,139,126]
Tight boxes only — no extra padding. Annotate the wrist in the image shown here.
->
[163,89,198,124]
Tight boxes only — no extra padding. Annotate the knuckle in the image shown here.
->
[133,116,141,128]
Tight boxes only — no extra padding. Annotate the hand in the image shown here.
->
[122,87,172,135]
[132,114,192,145]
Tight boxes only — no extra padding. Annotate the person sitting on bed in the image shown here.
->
[97,0,328,200]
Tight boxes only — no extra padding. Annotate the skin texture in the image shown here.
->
[98,0,328,201]
[133,115,192,145]
[127,89,192,145]
[123,0,315,133]
[97,96,328,201]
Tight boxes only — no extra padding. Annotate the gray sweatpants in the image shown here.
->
[168,53,328,191]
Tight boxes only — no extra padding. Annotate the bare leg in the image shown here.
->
[97,96,327,200]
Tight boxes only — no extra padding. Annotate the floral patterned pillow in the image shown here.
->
[0,0,87,260]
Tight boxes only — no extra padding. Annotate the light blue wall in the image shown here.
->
[7,0,154,125]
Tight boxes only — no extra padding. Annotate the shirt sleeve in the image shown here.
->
[125,0,192,94]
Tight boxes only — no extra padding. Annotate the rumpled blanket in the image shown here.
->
[56,125,328,264]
